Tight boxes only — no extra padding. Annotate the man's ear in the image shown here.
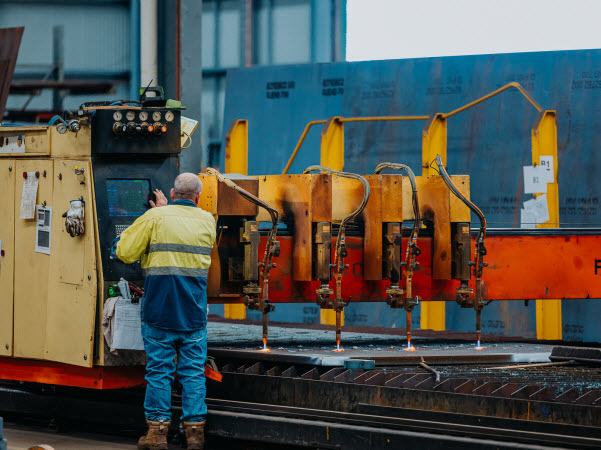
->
[194,192,201,205]
[170,188,175,201]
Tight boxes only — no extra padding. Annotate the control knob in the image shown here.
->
[112,122,126,135]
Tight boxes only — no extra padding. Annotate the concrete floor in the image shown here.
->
[3,423,137,449]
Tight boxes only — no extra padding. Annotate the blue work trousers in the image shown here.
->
[141,322,207,422]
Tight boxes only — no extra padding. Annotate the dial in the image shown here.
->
[139,111,148,121]
[165,111,174,122]
[112,111,123,121]
[152,111,162,122]
[126,111,136,121]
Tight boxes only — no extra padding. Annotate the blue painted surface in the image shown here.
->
[561,299,601,343]
[223,50,601,227]
[446,300,537,339]
[247,303,322,325]
[221,51,601,339]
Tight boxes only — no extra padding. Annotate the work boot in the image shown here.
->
[137,420,170,450]
[183,420,206,450]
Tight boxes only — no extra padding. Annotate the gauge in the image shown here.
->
[165,111,174,122]
[152,111,162,122]
[112,111,123,121]
[139,111,148,121]
[126,111,136,121]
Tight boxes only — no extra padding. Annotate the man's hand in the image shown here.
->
[150,189,168,208]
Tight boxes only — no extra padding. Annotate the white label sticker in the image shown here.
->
[523,194,550,226]
[19,172,39,219]
[539,156,555,183]
[35,205,52,255]
[523,165,547,194]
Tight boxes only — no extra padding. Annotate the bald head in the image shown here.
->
[172,173,203,200]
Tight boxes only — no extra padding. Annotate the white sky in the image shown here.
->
[347,0,601,61]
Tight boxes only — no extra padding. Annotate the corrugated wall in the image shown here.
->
[0,1,131,112]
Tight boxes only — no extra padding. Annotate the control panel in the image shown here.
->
[91,107,181,155]
[89,105,182,281]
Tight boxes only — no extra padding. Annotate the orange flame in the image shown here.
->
[333,337,344,352]
[260,338,270,352]
[404,337,416,351]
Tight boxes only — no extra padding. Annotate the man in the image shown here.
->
[115,173,216,450]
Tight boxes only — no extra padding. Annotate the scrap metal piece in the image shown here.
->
[419,357,441,383]
[0,27,24,121]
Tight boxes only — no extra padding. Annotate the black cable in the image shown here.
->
[434,155,487,276]
[434,155,486,240]
[302,165,370,228]
[373,163,421,263]
[303,165,370,269]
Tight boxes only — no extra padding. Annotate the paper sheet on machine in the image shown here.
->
[521,194,550,228]
[112,299,144,351]
[19,172,39,219]
[523,165,547,194]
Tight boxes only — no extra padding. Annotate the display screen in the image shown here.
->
[107,179,151,217]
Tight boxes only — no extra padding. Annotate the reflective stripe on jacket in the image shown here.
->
[116,199,216,331]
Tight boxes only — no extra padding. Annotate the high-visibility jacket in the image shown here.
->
[116,199,216,331]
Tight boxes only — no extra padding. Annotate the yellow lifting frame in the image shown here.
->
[419,85,558,337]
[223,119,249,320]
[225,83,560,336]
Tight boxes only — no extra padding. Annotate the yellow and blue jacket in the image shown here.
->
[115,199,216,331]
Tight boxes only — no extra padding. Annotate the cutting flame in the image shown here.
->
[333,337,344,352]
[404,336,416,351]
[475,339,485,350]
[260,338,270,352]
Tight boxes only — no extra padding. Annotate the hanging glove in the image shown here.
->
[63,199,85,237]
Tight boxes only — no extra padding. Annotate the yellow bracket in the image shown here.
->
[224,119,249,320]
[225,119,248,174]
[321,117,345,171]
[532,111,562,340]
[420,114,447,331]
[421,114,447,176]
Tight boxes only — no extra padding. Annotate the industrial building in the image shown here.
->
[1,1,601,449]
